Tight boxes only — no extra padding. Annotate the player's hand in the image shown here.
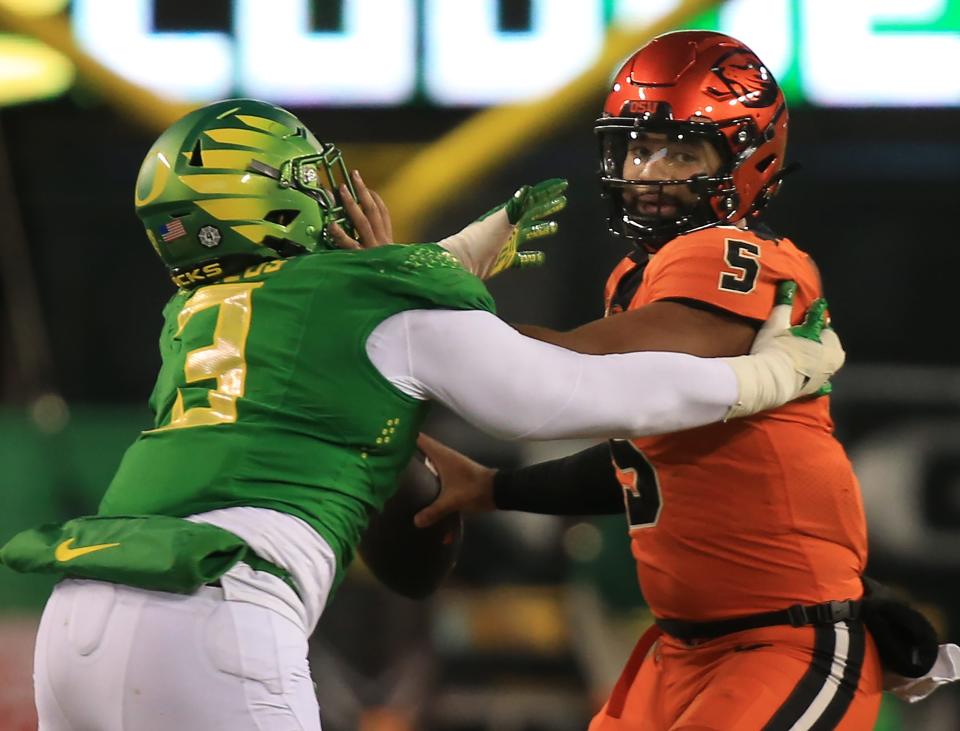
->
[413,434,497,528]
[437,178,566,278]
[757,281,843,397]
[327,169,395,249]
[724,281,845,419]
[487,178,568,277]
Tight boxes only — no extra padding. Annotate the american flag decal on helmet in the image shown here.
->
[159,218,187,242]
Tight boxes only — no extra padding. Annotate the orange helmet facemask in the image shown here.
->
[596,30,790,251]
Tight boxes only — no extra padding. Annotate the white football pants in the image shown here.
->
[34,578,321,730]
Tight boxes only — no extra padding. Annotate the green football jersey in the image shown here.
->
[99,244,495,574]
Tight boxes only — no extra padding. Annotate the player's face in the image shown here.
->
[620,131,722,219]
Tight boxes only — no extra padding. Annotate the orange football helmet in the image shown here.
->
[596,30,789,250]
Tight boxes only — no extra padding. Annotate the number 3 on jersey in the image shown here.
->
[153,282,263,431]
[719,239,761,294]
[609,439,662,530]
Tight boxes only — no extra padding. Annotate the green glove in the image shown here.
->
[485,178,567,277]
[723,279,845,419]
[773,281,834,397]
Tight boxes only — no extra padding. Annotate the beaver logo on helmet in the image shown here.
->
[705,49,778,109]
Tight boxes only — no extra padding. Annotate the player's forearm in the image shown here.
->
[366,309,738,441]
[438,208,513,279]
[517,301,756,357]
[493,443,624,515]
[513,321,641,356]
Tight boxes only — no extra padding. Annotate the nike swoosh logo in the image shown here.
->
[55,538,121,562]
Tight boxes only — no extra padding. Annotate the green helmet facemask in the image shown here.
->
[135,99,356,286]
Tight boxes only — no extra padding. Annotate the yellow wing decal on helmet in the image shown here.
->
[195,198,272,221]
[231,223,275,244]
[235,115,291,137]
[204,128,276,150]
[180,149,254,170]
[180,173,276,195]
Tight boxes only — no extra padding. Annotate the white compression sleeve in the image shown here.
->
[365,309,738,441]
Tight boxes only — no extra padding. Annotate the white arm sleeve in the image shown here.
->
[365,309,738,441]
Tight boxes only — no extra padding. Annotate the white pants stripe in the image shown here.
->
[790,623,850,731]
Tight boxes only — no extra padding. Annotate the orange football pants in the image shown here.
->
[589,621,882,731]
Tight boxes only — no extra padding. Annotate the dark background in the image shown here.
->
[3,104,959,403]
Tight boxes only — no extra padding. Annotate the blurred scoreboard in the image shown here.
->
[2,0,960,107]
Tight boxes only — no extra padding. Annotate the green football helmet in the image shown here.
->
[135,99,356,285]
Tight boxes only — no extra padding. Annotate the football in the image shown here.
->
[358,450,463,600]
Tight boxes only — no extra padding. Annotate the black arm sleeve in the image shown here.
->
[492,443,624,515]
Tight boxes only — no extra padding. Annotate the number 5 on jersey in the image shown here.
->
[152,282,263,432]
[719,239,761,294]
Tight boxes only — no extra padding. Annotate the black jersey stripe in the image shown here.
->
[761,625,836,731]
[608,252,647,314]
[808,622,865,730]
[788,623,854,730]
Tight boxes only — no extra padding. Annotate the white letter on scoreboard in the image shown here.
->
[802,0,960,106]
[72,0,232,99]
[424,0,604,105]
[718,0,792,83]
[235,0,416,105]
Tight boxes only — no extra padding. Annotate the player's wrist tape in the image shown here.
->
[438,208,513,279]
[721,327,842,419]
[721,349,798,419]
[493,443,624,515]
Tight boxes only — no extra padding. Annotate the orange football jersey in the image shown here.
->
[604,225,868,621]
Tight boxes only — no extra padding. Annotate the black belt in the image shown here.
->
[206,557,301,600]
[655,599,861,643]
